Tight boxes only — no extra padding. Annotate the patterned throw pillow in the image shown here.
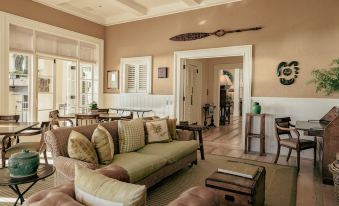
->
[68,130,98,164]
[151,117,178,140]
[75,165,146,206]
[145,119,171,143]
[118,119,145,153]
[91,125,114,165]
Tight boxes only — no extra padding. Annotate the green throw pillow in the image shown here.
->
[91,125,114,165]
[118,119,145,153]
[75,165,146,206]
[68,130,98,164]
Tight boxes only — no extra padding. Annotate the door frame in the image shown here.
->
[174,45,252,150]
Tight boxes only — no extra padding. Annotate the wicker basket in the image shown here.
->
[329,162,339,202]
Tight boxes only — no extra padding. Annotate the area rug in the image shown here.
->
[0,154,297,206]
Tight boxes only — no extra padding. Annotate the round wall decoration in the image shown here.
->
[276,61,300,85]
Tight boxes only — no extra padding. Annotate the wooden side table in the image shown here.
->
[176,124,205,160]
[244,113,266,156]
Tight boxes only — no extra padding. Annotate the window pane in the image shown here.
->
[9,53,32,122]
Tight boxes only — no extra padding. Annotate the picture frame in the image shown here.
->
[107,70,119,89]
[158,67,168,78]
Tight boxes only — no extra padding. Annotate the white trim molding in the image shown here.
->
[174,45,253,150]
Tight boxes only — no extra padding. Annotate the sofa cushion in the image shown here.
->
[118,119,145,153]
[75,165,146,206]
[68,131,98,164]
[91,125,114,165]
[137,140,199,164]
[109,152,167,183]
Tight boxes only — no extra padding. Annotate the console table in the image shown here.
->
[176,124,205,160]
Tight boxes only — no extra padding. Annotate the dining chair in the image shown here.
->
[75,114,99,126]
[274,117,317,172]
[1,121,50,168]
[91,108,109,114]
[49,110,74,128]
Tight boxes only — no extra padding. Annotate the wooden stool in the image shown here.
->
[245,113,266,156]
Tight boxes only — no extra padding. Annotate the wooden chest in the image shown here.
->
[205,166,265,206]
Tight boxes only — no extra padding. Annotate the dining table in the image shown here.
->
[0,122,40,136]
[110,108,153,118]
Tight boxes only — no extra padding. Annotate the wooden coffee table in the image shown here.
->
[0,164,55,206]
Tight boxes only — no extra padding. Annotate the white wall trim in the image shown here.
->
[174,45,253,150]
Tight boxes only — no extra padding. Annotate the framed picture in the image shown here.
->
[107,70,119,89]
[158,67,168,78]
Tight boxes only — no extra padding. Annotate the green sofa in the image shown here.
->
[45,121,199,188]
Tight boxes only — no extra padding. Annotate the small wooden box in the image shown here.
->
[205,166,265,206]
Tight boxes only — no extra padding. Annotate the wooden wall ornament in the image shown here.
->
[169,27,263,41]
[276,61,300,85]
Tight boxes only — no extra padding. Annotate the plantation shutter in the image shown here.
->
[127,64,136,92]
[137,64,147,93]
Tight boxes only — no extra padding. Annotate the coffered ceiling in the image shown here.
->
[32,0,241,26]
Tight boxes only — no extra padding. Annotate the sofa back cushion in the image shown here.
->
[68,130,98,164]
[75,165,146,206]
[47,121,119,157]
[118,119,145,153]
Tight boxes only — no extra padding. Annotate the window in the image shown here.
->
[121,56,152,93]
[79,63,99,113]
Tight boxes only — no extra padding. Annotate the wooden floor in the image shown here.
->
[203,116,337,206]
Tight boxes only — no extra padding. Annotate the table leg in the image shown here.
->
[142,112,145,117]
[9,181,38,206]
[137,112,140,118]
[198,130,205,160]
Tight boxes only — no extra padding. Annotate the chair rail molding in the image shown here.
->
[174,45,253,150]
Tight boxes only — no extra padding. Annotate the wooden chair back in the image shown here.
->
[91,109,109,114]
[0,115,20,122]
[75,114,99,126]
[49,110,59,119]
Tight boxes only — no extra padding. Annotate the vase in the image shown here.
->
[252,102,261,114]
[8,149,40,178]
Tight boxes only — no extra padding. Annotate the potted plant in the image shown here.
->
[89,101,98,110]
[310,59,339,95]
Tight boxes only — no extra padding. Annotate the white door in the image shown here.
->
[183,59,202,124]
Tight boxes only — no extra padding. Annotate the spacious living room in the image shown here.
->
[0,0,338,206]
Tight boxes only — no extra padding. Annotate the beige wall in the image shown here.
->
[105,0,339,98]
[0,0,105,39]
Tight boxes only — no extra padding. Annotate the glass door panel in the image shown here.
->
[79,63,98,113]
[55,60,77,115]
[8,53,32,122]
[37,58,55,122]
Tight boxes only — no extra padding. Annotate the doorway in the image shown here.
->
[174,45,253,150]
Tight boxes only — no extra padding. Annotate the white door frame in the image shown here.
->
[174,45,252,150]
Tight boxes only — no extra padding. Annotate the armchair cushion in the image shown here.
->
[280,138,316,149]
[75,165,146,206]
[137,140,199,164]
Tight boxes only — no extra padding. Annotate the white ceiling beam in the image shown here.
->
[116,0,148,15]
[182,0,203,6]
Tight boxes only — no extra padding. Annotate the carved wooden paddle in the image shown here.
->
[170,27,263,41]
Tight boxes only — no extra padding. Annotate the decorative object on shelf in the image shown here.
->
[8,149,40,178]
[223,70,234,82]
[170,27,263,41]
[38,78,51,92]
[107,70,119,89]
[89,101,98,110]
[310,59,339,95]
[276,61,300,85]
[251,102,261,114]
[158,67,168,78]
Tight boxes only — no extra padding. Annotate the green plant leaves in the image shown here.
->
[310,59,339,95]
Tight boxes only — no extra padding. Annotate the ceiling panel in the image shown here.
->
[32,0,242,26]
